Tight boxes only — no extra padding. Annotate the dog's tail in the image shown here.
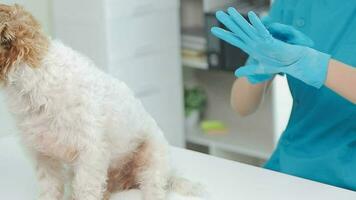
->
[167,175,205,197]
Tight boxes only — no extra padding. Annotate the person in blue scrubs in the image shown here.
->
[211,0,356,190]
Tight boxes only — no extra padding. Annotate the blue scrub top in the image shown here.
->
[264,0,356,190]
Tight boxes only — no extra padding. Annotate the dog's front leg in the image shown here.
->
[35,153,65,200]
[137,138,170,200]
[71,143,110,200]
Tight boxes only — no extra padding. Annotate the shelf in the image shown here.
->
[186,126,273,160]
[182,55,208,69]
[181,28,207,52]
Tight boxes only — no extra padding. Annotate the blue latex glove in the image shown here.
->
[246,21,315,84]
[211,8,331,88]
[244,58,273,84]
[265,22,314,47]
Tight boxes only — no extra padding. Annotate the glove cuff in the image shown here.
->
[296,48,331,88]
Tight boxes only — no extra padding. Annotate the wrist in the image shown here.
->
[293,47,331,88]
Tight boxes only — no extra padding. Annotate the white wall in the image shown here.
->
[0,0,52,138]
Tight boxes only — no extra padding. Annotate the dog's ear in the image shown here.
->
[0,4,49,82]
[0,22,18,81]
[0,23,15,50]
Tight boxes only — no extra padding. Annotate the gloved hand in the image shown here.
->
[244,58,273,84]
[263,20,314,47]
[246,21,315,84]
[211,8,331,88]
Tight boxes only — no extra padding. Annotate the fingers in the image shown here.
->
[268,23,315,47]
[234,65,261,77]
[235,65,282,77]
[261,16,273,27]
[262,65,284,74]
[227,7,258,40]
[247,74,274,84]
[268,23,293,35]
[211,27,251,54]
[215,11,252,43]
[247,11,271,39]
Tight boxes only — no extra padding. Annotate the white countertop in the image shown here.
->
[1,135,355,200]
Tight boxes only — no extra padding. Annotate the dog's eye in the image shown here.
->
[0,24,14,49]
[0,39,11,49]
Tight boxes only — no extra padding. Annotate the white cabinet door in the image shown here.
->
[109,48,184,147]
[53,0,105,20]
[106,8,179,62]
[52,0,108,69]
[105,0,179,20]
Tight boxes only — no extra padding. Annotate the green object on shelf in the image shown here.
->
[200,120,228,134]
[184,87,207,117]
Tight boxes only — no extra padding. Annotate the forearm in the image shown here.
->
[231,77,270,116]
[325,59,356,104]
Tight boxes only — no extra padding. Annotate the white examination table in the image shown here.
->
[0,135,355,200]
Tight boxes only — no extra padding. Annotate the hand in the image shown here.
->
[211,7,331,88]
[246,21,315,84]
[244,58,274,84]
[264,22,314,47]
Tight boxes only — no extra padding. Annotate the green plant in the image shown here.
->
[184,86,207,117]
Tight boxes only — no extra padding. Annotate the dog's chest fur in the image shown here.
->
[3,41,114,162]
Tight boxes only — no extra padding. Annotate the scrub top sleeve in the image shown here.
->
[263,0,285,24]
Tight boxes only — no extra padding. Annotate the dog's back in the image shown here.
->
[0,4,201,200]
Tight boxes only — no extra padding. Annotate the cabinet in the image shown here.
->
[52,0,185,147]
[181,0,292,164]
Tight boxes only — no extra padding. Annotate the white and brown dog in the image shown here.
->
[0,4,200,200]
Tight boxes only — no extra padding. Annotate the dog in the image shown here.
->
[0,4,200,200]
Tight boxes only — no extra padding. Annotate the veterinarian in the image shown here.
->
[211,0,356,191]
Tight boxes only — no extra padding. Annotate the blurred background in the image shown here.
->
[0,0,293,167]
